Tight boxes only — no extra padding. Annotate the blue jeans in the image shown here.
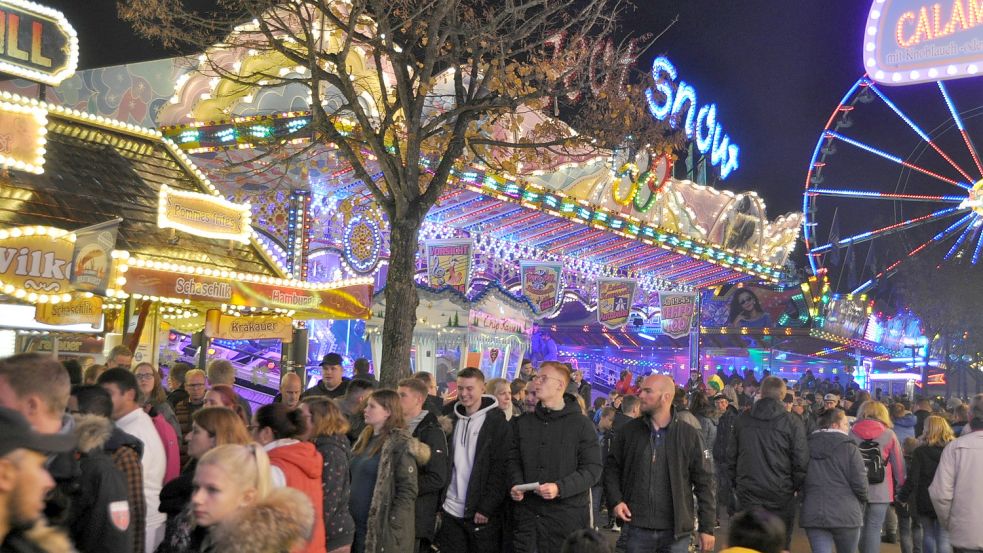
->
[625,526,690,553]
[805,527,862,553]
[861,503,891,553]
[919,516,952,553]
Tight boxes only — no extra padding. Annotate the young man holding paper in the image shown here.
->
[509,361,603,553]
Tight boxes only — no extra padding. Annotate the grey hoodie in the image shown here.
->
[442,395,499,518]
[799,429,868,529]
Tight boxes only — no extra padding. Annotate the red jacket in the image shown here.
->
[267,441,326,553]
[615,374,638,396]
[151,413,180,484]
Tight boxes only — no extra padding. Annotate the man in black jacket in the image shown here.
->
[712,393,738,518]
[398,378,450,553]
[0,353,133,553]
[727,375,809,550]
[509,361,602,553]
[604,375,715,553]
[436,367,512,553]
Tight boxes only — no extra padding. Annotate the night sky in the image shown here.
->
[40,1,881,250]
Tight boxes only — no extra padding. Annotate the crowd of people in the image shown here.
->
[1,349,982,553]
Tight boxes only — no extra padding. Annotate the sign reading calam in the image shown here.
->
[0,0,78,85]
[864,0,983,85]
[158,185,252,243]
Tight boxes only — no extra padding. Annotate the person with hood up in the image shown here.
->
[251,403,325,553]
[436,368,512,553]
[509,361,602,553]
[850,401,905,553]
[397,378,450,553]
[898,415,954,553]
[891,402,918,444]
[299,398,355,553]
[190,444,314,553]
[350,389,427,553]
[727,376,809,551]
[799,408,868,553]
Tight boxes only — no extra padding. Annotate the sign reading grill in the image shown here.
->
[0,0,78,86]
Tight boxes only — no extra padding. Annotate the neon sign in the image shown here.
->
[864,0,983,85]
[645,56,740,179]
[0,0,78,86]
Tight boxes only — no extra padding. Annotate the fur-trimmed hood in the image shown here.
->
[363,428,427,553]
[71,414,113,454]
[208,487,314,553]
[390,426,431,466]
[2,521,77,553]
[437,415,454,436]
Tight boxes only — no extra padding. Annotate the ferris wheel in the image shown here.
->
[803,75,983,293]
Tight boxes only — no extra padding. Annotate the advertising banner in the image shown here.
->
[597,278,636,329]
[124,266,372,319]
[700,285,809,329]
[822,296,870,340]
[424,239,472,293]
[658,291,698,339]
[519,261,563,315]
[34,295,102,327]
[204,309,293,342]
[70,219,119,295]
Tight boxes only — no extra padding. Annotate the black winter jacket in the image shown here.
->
[509,395,603,553]
[799,430,868,529]
[447,397,513,518]
[604,410,716,540]
[727,397,809,510]
[412,411,450,541]
[312,434,355,551]
[713,406,738,462]
[898,444,945,518]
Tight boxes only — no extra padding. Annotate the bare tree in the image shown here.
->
[120,0,679,386]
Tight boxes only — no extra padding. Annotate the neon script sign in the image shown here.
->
[864,0,983,85]
[645,56,740,179]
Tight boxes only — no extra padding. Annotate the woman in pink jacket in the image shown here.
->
[850,401,906,553]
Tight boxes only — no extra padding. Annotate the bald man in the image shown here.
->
[604,376,716,553]
[278,372,303,409]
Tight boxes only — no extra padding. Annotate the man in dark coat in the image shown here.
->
[436,368,513,553]
[604,375,716,553]
[301,353,350,400]
[398,378,450,553]
[712,393,738,518]
[727,375,809,550]
[509,361,602,553]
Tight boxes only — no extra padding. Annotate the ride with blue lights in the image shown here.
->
[644,56,741,179]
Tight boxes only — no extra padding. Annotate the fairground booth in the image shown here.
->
[2,2,811,392]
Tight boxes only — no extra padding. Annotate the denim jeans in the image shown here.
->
[861,503,891,553]
[805,527,862,553]
[624,526,690,553]
[591,485,603,528]
[900,510,923,553]
[919,516,952,553]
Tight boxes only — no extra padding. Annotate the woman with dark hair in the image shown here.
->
[301,397,356,553]
[728,289,771,328]
[690,391,718,457]
[800,408,868,553]
[133,362,182,437]
[349,389,428,553]
[251,403,326,553]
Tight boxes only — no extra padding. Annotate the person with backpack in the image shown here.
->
[800,408,868,553]
[850,401,906,553]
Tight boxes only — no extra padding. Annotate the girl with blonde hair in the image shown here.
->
[898,415,955,553]
[850,400,906,553]
[486,378,517,420]
[350,389,429,553]
[190,444,314,553]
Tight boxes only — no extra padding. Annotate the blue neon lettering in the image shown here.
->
[644,55,740,179]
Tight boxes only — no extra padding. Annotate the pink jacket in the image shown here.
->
[151,413,180,484]
[851,418,905,503]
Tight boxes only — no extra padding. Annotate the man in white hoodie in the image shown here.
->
[99,368,167,553]
[930,393,983,553]
[435,367,512,553]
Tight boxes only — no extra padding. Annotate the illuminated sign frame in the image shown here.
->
[0,99,47,173]
[0,0,79,86]
[158,184,252,243]
[864,0,983,85]
[645,56,740,179]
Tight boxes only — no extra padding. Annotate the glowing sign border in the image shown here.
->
[157,184,253,243]
[864,0,983,85]
[0,99,47,174]
[0,0,79,86]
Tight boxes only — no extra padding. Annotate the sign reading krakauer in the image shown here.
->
[0,0,79,86]
[204,309,293,342]
[34,295,102,327]
[158,185,252,243]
